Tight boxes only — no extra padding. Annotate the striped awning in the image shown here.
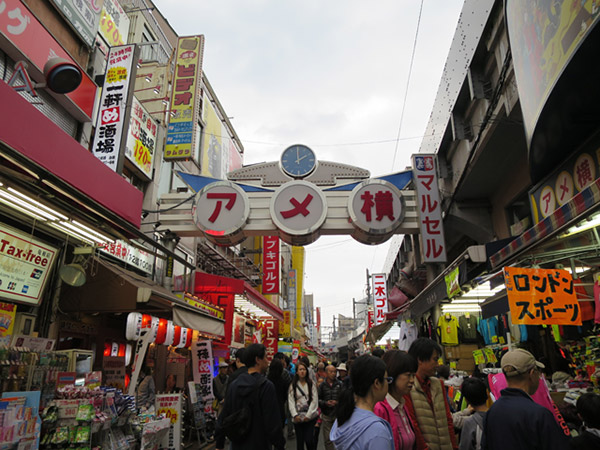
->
[490,178,600,269]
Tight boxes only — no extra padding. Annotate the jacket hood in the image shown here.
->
[232,372,264,397]
[330,407,389,449]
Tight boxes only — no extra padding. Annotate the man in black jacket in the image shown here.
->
[482,349,570,450]
[215,344,285,450]
[317,364,343,450]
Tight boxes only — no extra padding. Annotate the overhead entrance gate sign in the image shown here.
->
[158,146,429,246]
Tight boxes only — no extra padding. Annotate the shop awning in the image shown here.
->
[365,321,393,345]
[60,257,225,336]
[480,290,509,319]
[195,272,284,321]
[392,245,488,319]
[173,304,224,338]
[0,81,142,228]
[490,178,600,269]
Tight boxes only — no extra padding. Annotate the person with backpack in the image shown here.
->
[458,377,489,450]
[288,361,319,450]
[215,343,285,450]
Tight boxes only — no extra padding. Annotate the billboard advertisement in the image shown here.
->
[98,0,129,47]
[164,35,204,160]
[50,0,104,48]
[201,93,243,178]
[125,97,158,180]
[507,0,600,143]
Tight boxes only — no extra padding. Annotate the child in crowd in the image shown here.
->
[458,377,489,450]
[570,393,600,450]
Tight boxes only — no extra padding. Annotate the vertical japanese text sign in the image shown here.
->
[504,267,582,325]
[372,273,388,325]
[191,340,215,400]
[257,319,279,361]
[412,154,447,262]
[92,44,139,172]
[262,236,280,294]
[165,35,205,160]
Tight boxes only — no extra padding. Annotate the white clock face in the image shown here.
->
[280,144,317,178]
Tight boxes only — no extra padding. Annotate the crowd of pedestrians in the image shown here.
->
[212,340,600,450]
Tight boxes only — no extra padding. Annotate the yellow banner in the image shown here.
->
[504,267,582,326]
[292,247,305,331]
[280,311,291,338]
[165,36,204,160]
[185,296,225,320]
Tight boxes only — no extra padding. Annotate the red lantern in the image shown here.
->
[155,318,168,345]
[177,328,188,348]
[173,326,182,346]
[118,343,126,357]
[103,342,111,357]
[185,328,193,348]
[141,314,152,329]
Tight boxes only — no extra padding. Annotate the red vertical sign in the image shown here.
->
[262,236,280,294]
[367,309,374,331]
[257,319,279,361]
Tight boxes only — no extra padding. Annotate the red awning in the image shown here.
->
[195,272,284,321]
[243,282,284,321]
[0,80,143,228]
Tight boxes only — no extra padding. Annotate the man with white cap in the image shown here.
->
[481,348,570,449]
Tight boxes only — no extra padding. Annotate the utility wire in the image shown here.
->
[391,0,425,171]
[142,192,196,214]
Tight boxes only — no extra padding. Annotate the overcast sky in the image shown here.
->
[153,0,464,339]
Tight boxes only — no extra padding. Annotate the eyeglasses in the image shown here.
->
[386,376,394,384]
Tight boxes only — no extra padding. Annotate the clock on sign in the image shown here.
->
[280,144,317,178]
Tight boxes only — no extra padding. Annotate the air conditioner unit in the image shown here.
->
[13,312,36,336]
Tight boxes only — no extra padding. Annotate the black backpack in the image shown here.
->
[221,376,266,443]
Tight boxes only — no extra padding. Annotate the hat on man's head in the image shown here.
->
[337,363,347,372]
[501,349,544,377]
[218,360,229,368]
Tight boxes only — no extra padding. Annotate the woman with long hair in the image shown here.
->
[374,350,418,450]
[268,357,290,430]
[288,361,319,450]
[330,354,394,450]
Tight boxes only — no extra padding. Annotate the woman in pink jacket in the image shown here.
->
[374,350,418,450]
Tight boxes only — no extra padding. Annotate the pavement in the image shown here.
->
[188,429,327,449]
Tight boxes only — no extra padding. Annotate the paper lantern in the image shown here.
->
[177,328,188,348]
[185,328,193,348]
[126,313,143,340]
[150,316,159,340]
[155,318,168,345]
[125,343,132,366]
[111,342,119,357]
[141,314,152,328]
[103,342,111,357]
[172,326,182,347]
[118,343,126,357]
[164,321,175,346]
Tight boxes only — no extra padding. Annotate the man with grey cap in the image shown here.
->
[481,349,569,449]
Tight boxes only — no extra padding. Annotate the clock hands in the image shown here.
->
[296,154,308,164]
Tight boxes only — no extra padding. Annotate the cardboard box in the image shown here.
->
[456,357,476,372]
[459,344,479,359]
[444,346,459,360]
